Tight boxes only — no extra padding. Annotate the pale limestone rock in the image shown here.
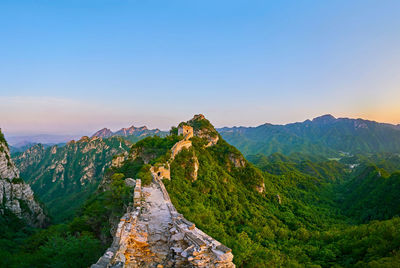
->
[191,155,199,182]
[0,138,47,227]
[228,153,246,168]
[0,143,19,179]
[276,194,282,204]
[171,233,184,241]
[255,182,265,193]
[112,155,125,168]
[80,161,95,185]
[125,178,136,187]
[5,200,21,215]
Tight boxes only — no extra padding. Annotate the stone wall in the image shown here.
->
[133,179,141,207]
[151,165,171,180]
[171,140,192,159]
[91,210,141,268]
[93,167,234,267]
[178,125,194,139]
[92,180,143,268]
[147,133,234,267]
[153,176,235,268]
[172,125,194,159]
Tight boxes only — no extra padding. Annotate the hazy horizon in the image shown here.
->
[3,113,399,138]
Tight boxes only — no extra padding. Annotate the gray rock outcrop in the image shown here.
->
[0,131,47,227]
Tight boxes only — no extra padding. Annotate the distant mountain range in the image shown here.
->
[5,134,78,147]
[5,125,167,152]
[217,114,400,157]
[91,125,168,141]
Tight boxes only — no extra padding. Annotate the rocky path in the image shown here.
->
[118,182,174,268]
[138,185,173,266]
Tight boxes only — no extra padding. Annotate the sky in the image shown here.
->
[1,0,400,135]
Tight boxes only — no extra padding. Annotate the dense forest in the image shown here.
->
[2,116,400,267]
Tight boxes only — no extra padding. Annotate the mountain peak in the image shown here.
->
[184,114,219,146]
[312,114,336,123]
[115,125,149,136]
[187,114,213,130]
[191,114,206,121]
[91,124,165,139]
[127,125,148,131]
[91,128,113,138]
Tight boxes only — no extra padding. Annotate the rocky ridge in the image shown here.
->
[14,136,130,187]
[92,117,235,267]
[0,130,46,227]
[92,128,114,138]
[12,135,131,221]
[92,125,166,139]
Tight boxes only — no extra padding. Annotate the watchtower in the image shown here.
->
[178,125,193,139]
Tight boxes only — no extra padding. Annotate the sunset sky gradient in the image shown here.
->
[1,0,400,135]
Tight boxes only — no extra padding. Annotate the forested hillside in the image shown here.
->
[218,114,400,157]
[339,165,400,223]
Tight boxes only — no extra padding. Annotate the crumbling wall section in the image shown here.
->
[91,180,143,268]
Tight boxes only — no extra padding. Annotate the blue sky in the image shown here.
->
[1,0,400,135]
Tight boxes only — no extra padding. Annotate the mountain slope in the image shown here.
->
[247,153,349,181]
[12,136,130,222]
[91,128,113,138]
[339,165,400,223]
[340,152,400,174]
[218,115,400,157]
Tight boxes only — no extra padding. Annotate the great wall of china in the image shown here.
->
[92,124,235,268]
